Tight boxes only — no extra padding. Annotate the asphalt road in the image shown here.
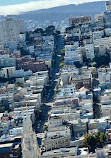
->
[35,34,65,145]
[46,34,65,102]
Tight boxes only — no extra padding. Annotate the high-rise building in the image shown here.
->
[104,11,111,28]
[106,1,111,12]
[0,17,25,49]
[104,1,111,28]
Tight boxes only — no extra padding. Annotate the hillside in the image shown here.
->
[15,1,106,23]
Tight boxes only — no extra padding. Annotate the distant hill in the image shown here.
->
[13,1,106,23]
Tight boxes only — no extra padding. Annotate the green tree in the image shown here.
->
[74,61,82,68]
[65,26,74,33]
[87,58,91,63]
[45,84,51,90]
[34,28,44,35]
[55,83,59,93]
[84,132,107,152]
[92,62,97,67]
[19,47,29,56]
[45,25,55,35]
[94,53,110,67]
[95,131,101,147]
[49,74,52,80]
[60,56,64,62]
[26,31,34,44]
[59,62,64,68]
[61,48,65,56]
[43,125,48,131]
[26,31,30,42]
[100,132,107,146]
[0,107,5,113]
[83,134,96,152]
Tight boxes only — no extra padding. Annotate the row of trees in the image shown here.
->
[34,25,56,36]
[59,48,65,68]
[83,132,107,152]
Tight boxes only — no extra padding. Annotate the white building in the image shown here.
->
[97,118,110,132]
[42,147,77,158]
[101,105,111,117]
[94,44,106,56]
[16,69,24,78]
[47,126,70,139]
[65,45,83,64]
[26,71,49,87]
[65,43,79,52]
[94,37,111,56]
[0,67,16,78]
[96,149,106,158]
[19,33,26,42]
[0,54,16,68]
[93,30,104,40]
[80,98,93,109]
[16,69,32,78]
[51,111,80,122]
[9,127,23,136]
[48,116,63,128]
[28,45,34,54]
[105,28,111,36]
[69,119,88,137]
[98,72,110,85]
[56,84,76,98]
[85,44,95,60]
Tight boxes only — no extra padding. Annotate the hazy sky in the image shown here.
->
[0,0,40,6]
[0,0,108,15]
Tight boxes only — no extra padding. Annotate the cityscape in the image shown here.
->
[1,0,111,158]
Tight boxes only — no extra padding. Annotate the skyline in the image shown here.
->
[0,0,108,15]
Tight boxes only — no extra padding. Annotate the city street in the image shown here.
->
[46,34,65,102]
[35,34,64,144]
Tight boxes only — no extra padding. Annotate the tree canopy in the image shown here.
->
[92,62,97,67]
[61,48,65,55]
[34,28,44,35]
[93,53,110,67]
[83,132,107,152]
[59,62,64,68]
[45,25,55,35]
[83,134,96,152]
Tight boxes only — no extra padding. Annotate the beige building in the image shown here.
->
[95,14,104,28]
[42,136,70,152]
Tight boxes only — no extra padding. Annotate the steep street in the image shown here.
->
[35,34,65,142]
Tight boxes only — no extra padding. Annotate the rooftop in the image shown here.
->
[42,147,77,156]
